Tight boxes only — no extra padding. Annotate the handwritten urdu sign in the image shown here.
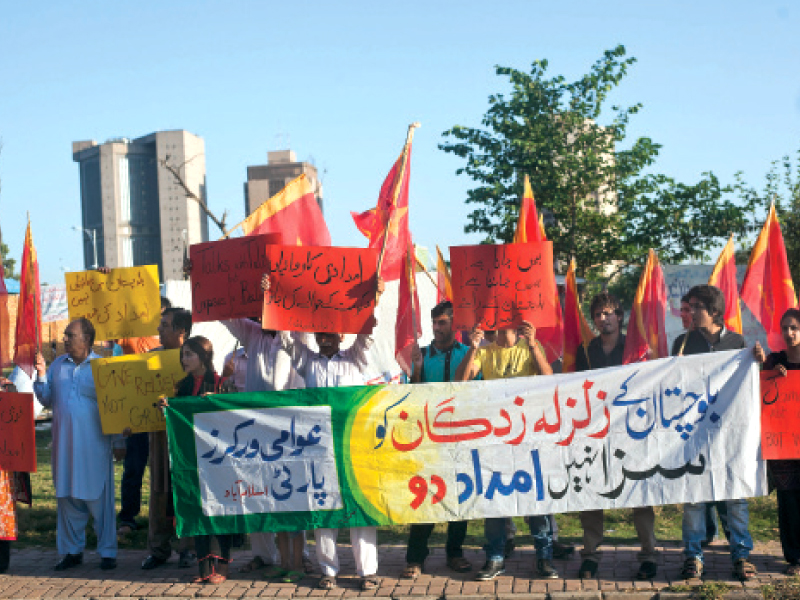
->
[450,242,557,331]
[262,245,379,334]
[92,349,185,434]
[190,233,283,323]
[166,349,765,536]
[0,392,36,472]
[760,370,800,459]
[66,265,160,341]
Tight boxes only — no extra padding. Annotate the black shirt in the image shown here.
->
[671,328,745,356]
[575,334,626,372]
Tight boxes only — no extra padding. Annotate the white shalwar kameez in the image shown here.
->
[33,351,117,559]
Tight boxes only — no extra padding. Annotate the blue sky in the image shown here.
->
[1,0,798,284]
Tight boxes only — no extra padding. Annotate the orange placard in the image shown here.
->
[262,245,378,334]
[760,370,800,459]
[190,233,283,323]
[450,242,557,331]
[0,392,36,472]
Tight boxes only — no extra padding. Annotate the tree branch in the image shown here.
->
[158,155,229,237]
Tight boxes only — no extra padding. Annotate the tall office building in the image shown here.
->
[72,130,208,282]
[244,149,323,216]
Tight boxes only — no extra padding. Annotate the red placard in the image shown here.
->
[190,234,283,322]
[450,242,557,331]
[262,245,378,334]
[0,392,36,472]
[761,370,800,459]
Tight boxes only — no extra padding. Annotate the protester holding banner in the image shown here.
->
[0,377,21,574]
[268,274,385,591]
[159,335,230,584]
[33,318,119,571]
[754,308,800,575]
[456,322,556,581]
[401,300,473,579]
[672,284,756,581]
[574,292,658,580]
[142,307,195,571]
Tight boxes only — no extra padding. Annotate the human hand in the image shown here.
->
[753,342,766,364]
[469,326,484,350]
[518,320,536,347]
[411,342,423,370]
[35,353,47,377]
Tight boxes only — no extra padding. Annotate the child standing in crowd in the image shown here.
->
[754,308,800,575]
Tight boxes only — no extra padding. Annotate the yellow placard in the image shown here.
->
[91,349,185,434]
[65,265,160,341]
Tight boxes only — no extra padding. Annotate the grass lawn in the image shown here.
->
[17,428,781,550]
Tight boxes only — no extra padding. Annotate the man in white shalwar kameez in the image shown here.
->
[33,318,119,571]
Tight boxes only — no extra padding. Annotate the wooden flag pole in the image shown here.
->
[413,247,438,289]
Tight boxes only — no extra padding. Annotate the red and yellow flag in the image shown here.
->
[14,221,42,377]
[241,174,331,246]
[562,259,594,374]
[623,249,668,364]
[352,125,417,281]
[435,245,452,303]
[396,242,422,376]
[741,204,797,351]
[708,234,743,334]
[513,175,544,244]
[0,261,11,367]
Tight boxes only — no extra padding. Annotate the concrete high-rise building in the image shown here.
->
[72,130,208,282]
[244,149,323,216]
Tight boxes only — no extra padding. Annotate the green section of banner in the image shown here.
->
[165,386,384,537]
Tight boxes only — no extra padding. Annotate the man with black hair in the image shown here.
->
[672,284,756,581]
[401,301,473,579]
[575,292,658,580]
[33,318,119,571]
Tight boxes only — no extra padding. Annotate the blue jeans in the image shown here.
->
[683,500,752,563]
[484,516,553,561]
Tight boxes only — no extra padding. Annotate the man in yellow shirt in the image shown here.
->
[456,321,557,580]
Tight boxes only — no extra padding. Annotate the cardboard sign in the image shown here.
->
[450,242,557,331]
[0,392,36,472]
[190,234,283,323]
[92,349,185,434]
[760,370,800,459]
[66,265,160,341]
[262,245,378,334]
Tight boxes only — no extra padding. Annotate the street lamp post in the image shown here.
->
[73,226,98,269]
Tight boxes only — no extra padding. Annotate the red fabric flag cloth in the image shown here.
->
[708,234,743,334]
[0,266,10,367]
[351,127,417,281]
[741,204,798,351]
[562,259,595,374]
[396,243,422,376]
[435,245,452,304]
[14,221,42,378]
[241,174,331,246]
[623,249,668,365]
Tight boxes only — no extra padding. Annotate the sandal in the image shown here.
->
[190,576,206,584]
[401,563,423,579]
[238,556,266,573]
[447,556,472,573]
[318,575,337,589]
[361,576,379,591]
[207,573,226,585]
[281,570,305,583]
[680,557,703,579]
[263,565,288,579]
[733,558,757,581]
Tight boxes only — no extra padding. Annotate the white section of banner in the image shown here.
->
[40,284,68,323]
[194,405,343,516]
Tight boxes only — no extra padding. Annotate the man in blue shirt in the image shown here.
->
[401,301,473,579]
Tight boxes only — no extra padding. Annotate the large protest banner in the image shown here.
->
[92,350,184,434]
[166,349,765,537]
[450,242,557,331]
[190,233,283,323]
[760,370,800,459]
[0,392,36,472]
[262,245,379,334]
[65,266,160,341]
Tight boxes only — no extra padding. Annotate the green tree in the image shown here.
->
[440,45,759,283]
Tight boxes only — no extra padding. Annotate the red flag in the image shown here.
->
[435,245,452,303]
[241,174,331,246]
[741,204,797,351]
[396,243,422,375]
[513,175,544,244]
[352,125,418,281]
[14,221,42,378]
[562,259,594,374]
[623,249,668,364]
[0,263,10,367]
[708,234,743,334]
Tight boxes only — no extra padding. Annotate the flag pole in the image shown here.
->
[413,245,438,289]
[376,122,420,276]
[27,213,41,357]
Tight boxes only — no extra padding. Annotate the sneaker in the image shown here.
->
[578,558,598,578]
[536,559,559,579]
[680,557,703,579]
[475,559,505,581]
